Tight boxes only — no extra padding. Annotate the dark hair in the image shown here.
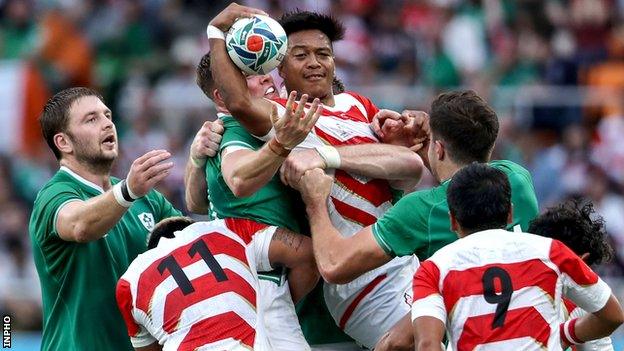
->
[147,217,195,250]
[39,87,103,160]
[279,10,344,43]
[430,90,499,165]
[196,53,215,100]
[447,163,511,233]
[528,200,614,266]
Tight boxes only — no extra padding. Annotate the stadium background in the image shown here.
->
[1,0,624,349]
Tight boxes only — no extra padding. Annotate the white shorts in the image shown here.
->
[251,225,310,351]
[324,257,417,349]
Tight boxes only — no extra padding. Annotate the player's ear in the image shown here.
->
[213,89,227,110]
[449,211,461,237]
[435,140,445,161]
[54,132,72,155]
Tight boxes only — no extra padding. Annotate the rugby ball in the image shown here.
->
[225,15,288,75]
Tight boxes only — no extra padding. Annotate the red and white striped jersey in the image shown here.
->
[267,92,415,324]
[411,229,612,351]
[116,219,274,351]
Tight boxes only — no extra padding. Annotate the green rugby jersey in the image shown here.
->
[29,166,181,351]
[373,160,539,260]
[205,114,352,345]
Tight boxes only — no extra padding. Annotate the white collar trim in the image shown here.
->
[59,166,105,194]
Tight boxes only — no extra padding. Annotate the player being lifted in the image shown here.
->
[186,53,322,350]
[409,163,624,350]
[116,217,276,350]
[205,3,426,349]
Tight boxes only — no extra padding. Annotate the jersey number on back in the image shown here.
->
[482,267,512,328]
[157,240,229,295]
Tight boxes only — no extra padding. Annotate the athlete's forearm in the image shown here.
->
[375,313,414,351]
[305,200,356,284]
[574,295,624,343]
[56,192,129,242]
[222,145,286,198]
[337,144,423,181]
[184,159,209,214]
[208,38,272,136]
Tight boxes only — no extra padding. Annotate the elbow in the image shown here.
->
[72,225,92,243]
[416,339,441,351]
[185,200,206,215]
[228,176,255,198]
[407,153,424,178]
[319,263,353,285]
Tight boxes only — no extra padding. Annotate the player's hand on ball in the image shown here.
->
[271,90,322,149]
[294,168,333,204]
[209,3,268,32]
[190,119,224,164]
[126,150,174,198]
[280,149,326,187]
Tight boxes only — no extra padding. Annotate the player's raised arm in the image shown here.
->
[56,150,173,243]
[208,4,274,137]
[184,120,223,214]
[293,169,393,284]
[222,92,321,197]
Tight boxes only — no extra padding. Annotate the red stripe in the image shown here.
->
[163,268,256,333]
[441,259,558,313]
[314,126,377,146]
[115,279,140,337]
[412,260,441,301]
[549,240,599,286]
[136,233,248,313]
[225,217,269,244]
[346,91,380,122]
[331,197,378,226]
[178,311,256,350]
[458,307,550,350]
[334,169,393,207]
[271,97,371,123]
[339,274,387,329]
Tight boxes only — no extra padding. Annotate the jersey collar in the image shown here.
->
[59,166,105,194]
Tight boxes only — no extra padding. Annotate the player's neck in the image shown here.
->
[59,158,113,190]
[436,162,462,183]
[319,92,335,107]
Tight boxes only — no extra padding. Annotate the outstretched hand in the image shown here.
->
[126,150,174,198]
[271,90,322,149]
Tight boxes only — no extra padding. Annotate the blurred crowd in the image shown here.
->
[1,0,624,332]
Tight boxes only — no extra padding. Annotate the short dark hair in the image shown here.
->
[430,90,499,165]
[528,200,614,266]
[196,53,215,100]
[39,87,103,160]
[447,163,511,234]
[279,10,344,43]
[147,217,195,250]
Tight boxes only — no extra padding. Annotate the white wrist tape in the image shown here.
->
[126,180,140,200]
[206,25,226,40]
[113,182,133,208]
[316,145,341,169]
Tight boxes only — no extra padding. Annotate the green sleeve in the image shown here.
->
[220,117,264,152]
[150,190,182,220]
[31,182,82,241]
[371,192,430,257]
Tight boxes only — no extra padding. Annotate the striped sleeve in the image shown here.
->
[550,240,612,313]
[411,260,446,323]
